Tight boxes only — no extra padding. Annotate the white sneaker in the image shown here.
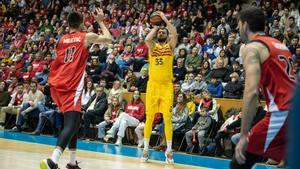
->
[115,137,122,146]
[165,151,174,164]
[104,134,113,142]
[140,150,149,162]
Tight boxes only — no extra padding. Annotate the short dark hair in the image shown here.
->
[238,7,265,32]
[67,12,83,29]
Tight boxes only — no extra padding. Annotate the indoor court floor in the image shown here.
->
[0,130,279,169]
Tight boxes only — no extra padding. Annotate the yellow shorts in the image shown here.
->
[146,81,173,118]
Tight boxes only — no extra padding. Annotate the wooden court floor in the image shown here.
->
[0,138,206,169]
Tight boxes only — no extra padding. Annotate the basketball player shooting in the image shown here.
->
[40,8,112,169]
[140,11,178,164]
[230,7,295,169]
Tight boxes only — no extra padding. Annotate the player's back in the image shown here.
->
[49,32,89,92]
[253,35,296,111]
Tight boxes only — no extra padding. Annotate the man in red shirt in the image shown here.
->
[231,7,295,169]
[40,8,112,169]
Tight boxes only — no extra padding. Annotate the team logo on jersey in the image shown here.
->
[271,42,288,50]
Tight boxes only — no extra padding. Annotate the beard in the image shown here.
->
[157,36,167,43]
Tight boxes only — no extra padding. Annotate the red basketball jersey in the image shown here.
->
[49,32,89,112]
[253,35,296,111]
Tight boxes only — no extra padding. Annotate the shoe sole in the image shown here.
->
[40,159,50,169]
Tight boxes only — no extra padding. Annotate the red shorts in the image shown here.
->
[247,111,289,162]
[50,86,83,113]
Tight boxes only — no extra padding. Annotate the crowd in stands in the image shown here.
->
[0,0,299,164]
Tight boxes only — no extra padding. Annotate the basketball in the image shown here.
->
[150,13,162,25]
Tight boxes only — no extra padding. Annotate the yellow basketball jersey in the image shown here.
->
[148,43,174,82]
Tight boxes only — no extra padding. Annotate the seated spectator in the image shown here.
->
[198,60,212,82]
[107,80,124,104]
[0,83,25,129]
[82,85,108,139]
[133,37,148,71]
[173,58,187,82]
[224,61,242,82]
[130,67,148,92]
[13,81,45,132]
[36,64,49,85]
[185,108,212,153]
[31,103,61,136]
[181,73,197,93]
[185,47,202,73]
[209,59,228,82]
[193,73,208,94]
[175,48,188,62]
[97,97,123,141]
[100,55,119,82]
[207,77,223,98]
[197,90,219,122]
[104,90,145,146]
[81,79,95,108]
[223,72,244,99]
[173,82,182,105]
[87,58,101,83]
[215,110,241,156]
[99,79,109,96]
[135,113,163,148]
[123,69,137,91]
[185,92,196,118]
[154,93,188,151]
[215,49,229,68]
[117,45,134,78]
[0,81,10,126]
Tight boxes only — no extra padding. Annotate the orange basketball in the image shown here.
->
[150,13,162,25]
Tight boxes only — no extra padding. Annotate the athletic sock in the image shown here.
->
[69,150,76,165]
[143,139,149,151]
[50,148,62,164]
[166,141,172,152]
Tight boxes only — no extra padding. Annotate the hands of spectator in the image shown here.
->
[28,101,34,106]
[93,8,104,23]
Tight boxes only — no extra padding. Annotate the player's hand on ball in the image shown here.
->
[235,135,248,164]
[93,8,104,23]
[155,11,167,22]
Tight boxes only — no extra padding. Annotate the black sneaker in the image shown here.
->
[66,161,81,169]
[40,158,59,169]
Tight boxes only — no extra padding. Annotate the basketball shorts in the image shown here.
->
[247,111,289,162]
[145,81,173,118]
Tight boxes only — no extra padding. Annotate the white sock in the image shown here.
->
[138,139,143,145]
[143,139,149,151]
[166,141,172,152]
[69,150,76,165]
[50,148,62,164]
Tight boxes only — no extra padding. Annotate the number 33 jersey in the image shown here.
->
[253,35,296,111]
[49,32,89,92]
[148,43,174,82]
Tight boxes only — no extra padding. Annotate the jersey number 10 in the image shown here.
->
[64,46,76,63]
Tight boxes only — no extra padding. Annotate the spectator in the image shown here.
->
[209,59,228,82]
[100,55,119,82]
[223,72,244,99]
[130,67,148,92]
[123,69,137,92]
[97,97,123,141]
[197,90,219,122]
[133,37,148,71]
[82,85,108,139]
[193,73,208,94]
[107,80,124,104]
[13,81,45,132]
[104,90,145,146]
[207,77,223,98]
[173,58,187,82]
[81,79,95,108]
[87,58,101,83]
[0,83,25,129]
[181,73,197,93]
[185,107,212,153]
[185,47,202,73]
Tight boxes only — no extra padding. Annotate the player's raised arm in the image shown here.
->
[85,8,112,47]
[156,11,178,50]
[145,26,158,50]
